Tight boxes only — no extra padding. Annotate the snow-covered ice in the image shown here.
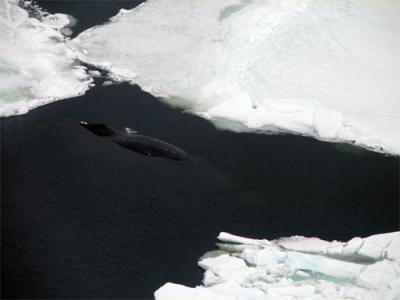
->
[2,0,399,155]
[155,232,400,300]
[0,0,91,117]
[72,0,400,155]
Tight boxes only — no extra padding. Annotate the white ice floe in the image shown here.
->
[0,0,91,117]
[72,0,400,155]
[155,232,400,300]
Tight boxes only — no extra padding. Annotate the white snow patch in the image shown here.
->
[0,0,91,117]
[155,232,400,300]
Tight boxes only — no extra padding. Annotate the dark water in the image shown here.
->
[1,1,399,299]
[37,0,144,38]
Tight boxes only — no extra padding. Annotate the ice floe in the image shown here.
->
[72,0,400,155]
[0,0,91,117]
[155,231,400,300]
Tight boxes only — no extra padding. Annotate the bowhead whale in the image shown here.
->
[80,121,189,161]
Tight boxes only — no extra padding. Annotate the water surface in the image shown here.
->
[1,1,399,299]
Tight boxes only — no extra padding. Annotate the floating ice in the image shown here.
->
[0,0,91,117]
[73,0,400,155]
[155,232,400,300]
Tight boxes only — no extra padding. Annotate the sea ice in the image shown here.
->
[72,0,400,155]
[0,0,91,117]
[155,232,400,300]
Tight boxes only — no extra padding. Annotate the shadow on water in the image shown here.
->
[1,0,399,299]
[1,82,399,299]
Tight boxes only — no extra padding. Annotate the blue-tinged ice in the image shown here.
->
[155,232,400,300]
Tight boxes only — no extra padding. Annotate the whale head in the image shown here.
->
[79,121,116,137]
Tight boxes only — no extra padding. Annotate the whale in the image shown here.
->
[79,121,189,161]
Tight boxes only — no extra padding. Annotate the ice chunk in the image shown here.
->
[40,13,74,30]
[358,260,400,289]
[277,236,343,253]
[155,231,400,300]
[198,254,247,280]
[218,232,271,247]
[387,238,400,261]
[286,252,363,279]
[73,0,400,155]
[154,283,234,300]
[208,281,268,300]
[88,70,101,78]
[277,232,400,261]
[241,248,287,266]
[102,81,113,86]
[0,0,91,117]
[267,285,316,298]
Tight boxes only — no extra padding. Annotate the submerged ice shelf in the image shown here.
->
[72,0,400,155]
[0,0,91,117]
[155,232,400,300]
